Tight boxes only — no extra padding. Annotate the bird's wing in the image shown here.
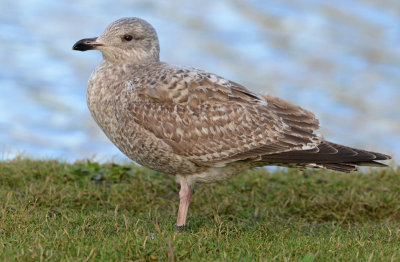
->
[117,66,321,165]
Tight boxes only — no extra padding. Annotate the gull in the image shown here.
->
[73,17,391,229]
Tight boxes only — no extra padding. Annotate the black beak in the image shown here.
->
[72,37,102,51]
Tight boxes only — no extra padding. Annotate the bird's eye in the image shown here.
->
[123,35,133,41]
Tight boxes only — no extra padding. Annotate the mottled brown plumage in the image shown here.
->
[73,17,391,228]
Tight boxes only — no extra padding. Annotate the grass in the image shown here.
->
[0,158,399,261]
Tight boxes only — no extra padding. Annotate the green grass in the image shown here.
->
[0,158,399,261]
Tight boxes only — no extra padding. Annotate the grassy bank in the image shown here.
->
[0,158,399,261]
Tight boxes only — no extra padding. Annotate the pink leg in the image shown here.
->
[176,179,193,228]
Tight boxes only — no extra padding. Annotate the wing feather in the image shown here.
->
[116,65,321,165]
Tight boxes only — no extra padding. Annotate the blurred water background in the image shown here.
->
[0,0,399,163]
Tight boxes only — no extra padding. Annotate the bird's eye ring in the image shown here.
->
[123,35,133,41]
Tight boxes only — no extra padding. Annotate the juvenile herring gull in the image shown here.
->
[73,17,391,229]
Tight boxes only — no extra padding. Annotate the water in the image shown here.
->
[1,0,399,163]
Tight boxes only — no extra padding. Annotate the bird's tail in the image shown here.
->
[261,141,391,173]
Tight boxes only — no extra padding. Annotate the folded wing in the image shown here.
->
[118,66,322,166]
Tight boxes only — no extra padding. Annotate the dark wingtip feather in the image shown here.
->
[260,140,392,173]
[372,152,392,161]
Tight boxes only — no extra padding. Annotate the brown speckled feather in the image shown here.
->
[113,64,321,166]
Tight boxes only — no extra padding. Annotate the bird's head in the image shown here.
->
[73,17,160,64]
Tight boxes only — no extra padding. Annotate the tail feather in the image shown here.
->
[262,141,391,173]
[320,163,357,173]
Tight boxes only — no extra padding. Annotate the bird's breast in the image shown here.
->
[86,67,199,175]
